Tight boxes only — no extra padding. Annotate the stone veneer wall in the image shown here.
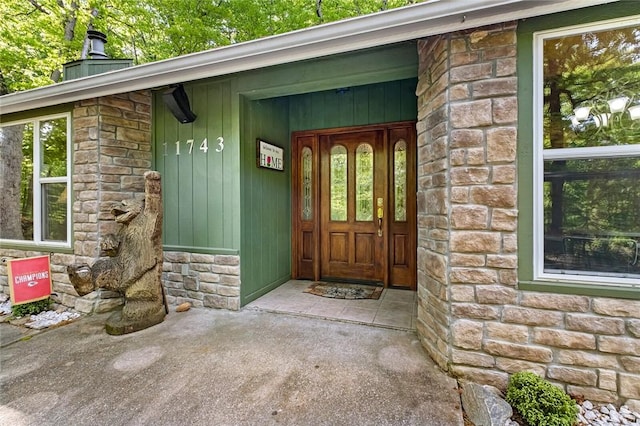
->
[162,252,240,311]
[1,91,152,312]
[416,23,640,408]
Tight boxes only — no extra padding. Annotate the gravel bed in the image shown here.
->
[577,401,640,426]
[0,296,80,329]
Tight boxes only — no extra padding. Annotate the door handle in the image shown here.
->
[377,198,383,237]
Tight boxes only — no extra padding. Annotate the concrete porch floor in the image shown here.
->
[246,280,417,330]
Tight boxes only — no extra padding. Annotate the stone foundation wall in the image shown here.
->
[162,252,241,311]
[416,22,640,408]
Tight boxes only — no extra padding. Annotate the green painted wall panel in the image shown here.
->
[240,96,291,304]
[289,78,418,132]
[153,79,240,252]
[206,82,225,247]
[223,79,242,249]
[190,84,210,248]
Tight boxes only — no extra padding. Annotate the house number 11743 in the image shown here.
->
[163,137,224,156]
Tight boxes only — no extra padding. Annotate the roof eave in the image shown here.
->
[0,0,619,116]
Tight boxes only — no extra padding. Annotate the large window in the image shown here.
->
[534,17,640,286]
[0,114,71,248]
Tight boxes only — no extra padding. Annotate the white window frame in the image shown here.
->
[0,113,72,249]
[533,15,640,288]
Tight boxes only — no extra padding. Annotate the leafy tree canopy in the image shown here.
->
[0,0,418,93]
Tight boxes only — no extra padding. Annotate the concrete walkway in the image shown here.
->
[0,308,463,425]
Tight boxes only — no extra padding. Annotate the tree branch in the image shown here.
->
[28,0,50,14]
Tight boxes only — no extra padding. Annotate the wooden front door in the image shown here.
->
[292,122,416,289]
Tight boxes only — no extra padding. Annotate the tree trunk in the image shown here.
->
[0,75,25,239]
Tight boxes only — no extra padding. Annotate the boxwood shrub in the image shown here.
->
[506,371,578,426]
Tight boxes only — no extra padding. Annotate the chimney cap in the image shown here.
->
[88,30,108,59]
[87,30,107,42]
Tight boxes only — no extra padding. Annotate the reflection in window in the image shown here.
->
[330,145,347,221]
[42,183,68,241]
[40,118,68,177]
[355,144,373,221]
[394,140,407,222]
[537,18,640,281]
[302,147,313,221]
[0,115,70,245]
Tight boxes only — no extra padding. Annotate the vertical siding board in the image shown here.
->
[222,80,240,249]
[161,106,181,245]
[368,84,386,124]
[207,82,224,248]
[337,89,355,128]
[177,99,194,246]
[401,78,419,120]
[279,115,292,278]
[353,85,370,125]
[311,92,326,130]
[384,80,402,123]
[323,91,341,128]
[289,95,305,132]
[191,83,209,248]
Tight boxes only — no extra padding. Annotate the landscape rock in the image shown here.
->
[460,379,513,426]
[176,302,191,312]
[24,310,81,329]
[577,400,640,426]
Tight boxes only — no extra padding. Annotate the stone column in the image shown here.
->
[416,23,518,387]
[72,91,152,312]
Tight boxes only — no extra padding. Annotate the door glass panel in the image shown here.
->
[302,147,313,221]
[355,143,373,221]
[394,140,407,222]
[330,145,347,221]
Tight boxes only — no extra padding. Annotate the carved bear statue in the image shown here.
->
[68,171,167,335]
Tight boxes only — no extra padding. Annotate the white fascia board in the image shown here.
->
[0,0,619,115]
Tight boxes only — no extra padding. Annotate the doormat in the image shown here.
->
[304,282,383,300]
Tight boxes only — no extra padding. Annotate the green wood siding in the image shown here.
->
[240,97,291,303]
[153,79,241,253]
[151,42,419,304]
[517,2,640,300]
[289,79,418,131]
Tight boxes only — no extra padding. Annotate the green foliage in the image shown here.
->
[0,0,418,93]
[506,372,578,426]
[11,298,52,317]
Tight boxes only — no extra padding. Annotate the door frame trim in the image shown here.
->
[291,121,417,289]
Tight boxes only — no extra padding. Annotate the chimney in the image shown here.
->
[87,30,108,59]
[62,29,132,81]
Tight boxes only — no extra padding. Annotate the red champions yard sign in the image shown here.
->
[8,255,52,305]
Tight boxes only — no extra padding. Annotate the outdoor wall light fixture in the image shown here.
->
[163,84,197,124]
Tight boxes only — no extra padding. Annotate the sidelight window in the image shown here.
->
[302,147,313,221]
[394,140,407,222]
